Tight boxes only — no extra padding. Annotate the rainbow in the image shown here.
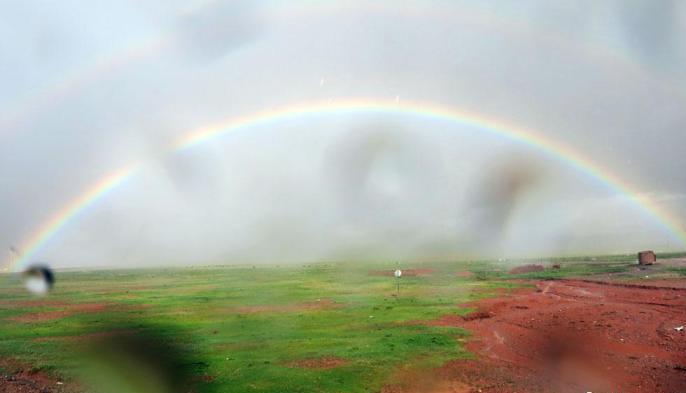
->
[6,164,140,272]
[0,37,165,136]
[5,98,686,271]
[3,1,681,140]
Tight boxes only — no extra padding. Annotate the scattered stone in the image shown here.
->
[461,310,492,321]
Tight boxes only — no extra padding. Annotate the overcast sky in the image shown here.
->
[1,0,685,269]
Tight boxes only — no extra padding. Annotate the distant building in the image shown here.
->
[638,250,656,265]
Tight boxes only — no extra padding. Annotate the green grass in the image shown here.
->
[0,256,670,392]
[0,262,503,392]
[472,256,636,281]
[656,251,686,259]
[667,267,686,276]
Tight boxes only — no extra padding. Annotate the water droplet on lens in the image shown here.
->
[22,264,55,295]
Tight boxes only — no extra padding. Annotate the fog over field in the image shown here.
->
[1,1,686,268]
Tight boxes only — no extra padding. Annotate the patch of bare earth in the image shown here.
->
[33,329,138,343]
[386,279,686,393]
[0,300,70,309]
[571,277,686,290]
[8,303,109,323]
[624,279,686,289]
[192,374,216,383]
[382,362,473,393]
[232,298,340,314]
[508,264,544,274]
[286,356,349,369]
[658,257,686,268]
[0,359,73,393]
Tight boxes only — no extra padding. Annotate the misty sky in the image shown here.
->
[1,0,686,269]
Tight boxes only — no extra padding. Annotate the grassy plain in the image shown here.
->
[0,253,677,392]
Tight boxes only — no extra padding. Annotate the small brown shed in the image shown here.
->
[637,250,656,265]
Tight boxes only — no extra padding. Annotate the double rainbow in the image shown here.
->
[5,99,685,272]
[4,1,680,140]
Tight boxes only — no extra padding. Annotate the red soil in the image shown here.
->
[33,329,138,343]
[0,358,70,393]
[508,264,544,274]
[287,356,349,369]
[394,279,686,393]
[0,299,69,309]
[620,279,686,289]
[8,303,109,323]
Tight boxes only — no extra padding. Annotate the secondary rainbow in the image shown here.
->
[4,1,678,140]
[6,98,685,272]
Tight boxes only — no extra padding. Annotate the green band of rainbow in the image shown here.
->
[6,99,685,272]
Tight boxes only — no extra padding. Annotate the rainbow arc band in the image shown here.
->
[6,99,685,272]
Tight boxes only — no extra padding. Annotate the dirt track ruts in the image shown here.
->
[386,279,686,393]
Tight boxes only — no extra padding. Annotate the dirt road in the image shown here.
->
[389,279,686,393]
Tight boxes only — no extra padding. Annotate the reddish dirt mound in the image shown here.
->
[287,356,349,369]
[0,299,71,310]
[233,299,340,314]
[8,303,109,323]
[460,310,493,321]
[0,359,69,393]
[396,279,686,393]
[619,279,686,289]
[369,268,434,277]
[508,264,544,274]
[382,369,473,393]
[455,271,474,278]
[34,329,138,343]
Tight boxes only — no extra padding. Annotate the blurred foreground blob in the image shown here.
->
[326,123,440,216]
[77,327,199,393]
[22,264,55,295]
[468,156,545,247]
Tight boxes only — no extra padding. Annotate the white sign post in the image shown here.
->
[394,269,402,295]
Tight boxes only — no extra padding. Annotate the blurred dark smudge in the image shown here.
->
[171,0,261,64]
[617,0,679,71]
[75,322,205,393]
[467,155,545,248]
[325,122,440,220]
